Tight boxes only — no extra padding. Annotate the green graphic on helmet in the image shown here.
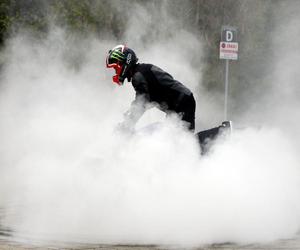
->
[110,50,125,62]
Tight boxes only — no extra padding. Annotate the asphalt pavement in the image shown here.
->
[0,235,300,250]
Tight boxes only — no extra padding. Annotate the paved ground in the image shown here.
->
[1,218,300,250]
[0,236,300,250]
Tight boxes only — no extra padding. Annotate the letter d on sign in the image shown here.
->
[226,31,233,42]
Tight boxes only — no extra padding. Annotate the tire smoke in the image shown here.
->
[0,2,300,247]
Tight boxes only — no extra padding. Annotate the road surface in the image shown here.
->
[0,234,300,250]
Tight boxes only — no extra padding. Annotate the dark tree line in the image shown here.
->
[0,0,285,116]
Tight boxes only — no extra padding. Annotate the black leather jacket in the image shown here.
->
[133,63,192,109]
[124,63,193,126]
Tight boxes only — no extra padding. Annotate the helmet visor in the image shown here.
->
[106,55,119,68]
[106,49,125,68]
[105,45,126,85]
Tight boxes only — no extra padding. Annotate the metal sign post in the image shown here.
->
[219,26,238,120]
[224,59,229,120]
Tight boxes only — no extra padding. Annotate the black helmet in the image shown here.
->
[106,45,138,85]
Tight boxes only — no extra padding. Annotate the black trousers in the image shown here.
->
[175,94,196,131]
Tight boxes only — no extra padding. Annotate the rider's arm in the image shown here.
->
[122,72,151,129]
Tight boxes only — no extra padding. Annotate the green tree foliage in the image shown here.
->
[0,0,11,45]
[0,0,126,40]
[0,0,283,115]
[7,0,49,34]
[50,0,125,38]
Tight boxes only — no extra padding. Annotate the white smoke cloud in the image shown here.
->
[0,1,300,248]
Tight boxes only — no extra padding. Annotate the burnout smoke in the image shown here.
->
[0,1,300,247]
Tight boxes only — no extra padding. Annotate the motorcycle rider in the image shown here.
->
[106,44,196,131]
[105,44,232,152]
